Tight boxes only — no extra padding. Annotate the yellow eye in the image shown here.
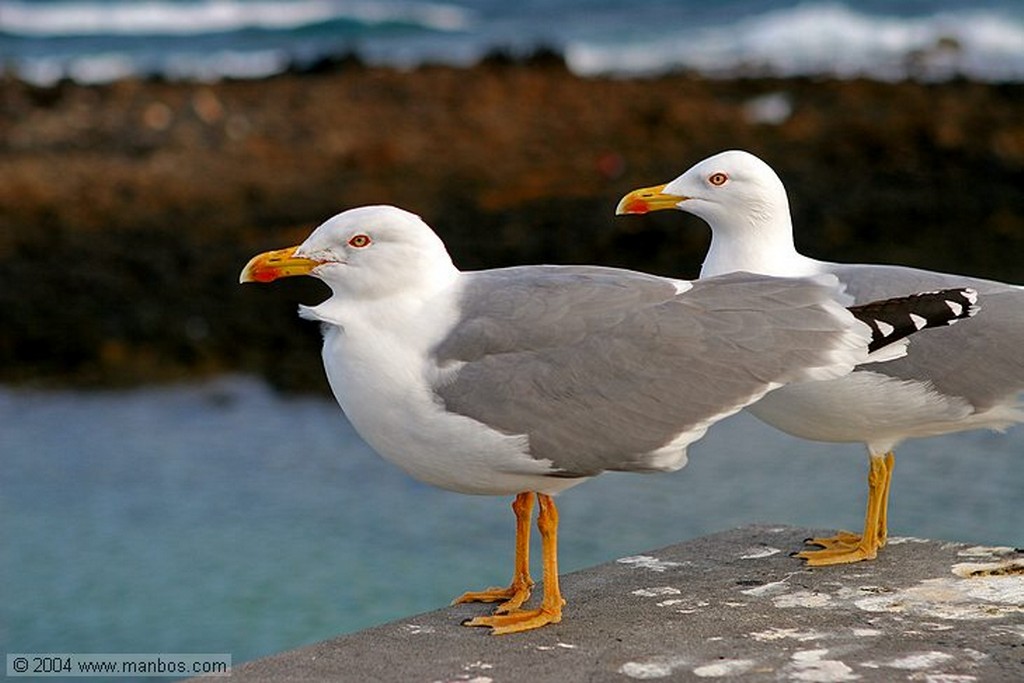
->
[708,172,729,186]
[348,234,371,248]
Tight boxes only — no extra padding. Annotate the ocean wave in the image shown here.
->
[4,1,1023,84]
[566,2,1024,81]
[0,0,475,37]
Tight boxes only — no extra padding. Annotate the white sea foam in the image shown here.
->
[0,0,475,37]
[3,1,1023,84]
[566,3,1024,82]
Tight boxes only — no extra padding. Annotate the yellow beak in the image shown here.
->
[239,246,321,284]
[615,183,687,215]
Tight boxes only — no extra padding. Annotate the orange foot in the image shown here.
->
[798,452,893,567]
[801,530,864,550]
[463,603,562,635]
[796,538,879,566]
[452,577,533,614]
[462,493,564,634]
[453,492,534,614]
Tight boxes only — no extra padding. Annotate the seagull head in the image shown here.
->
[240,205,457,299]
[616,150,791,230]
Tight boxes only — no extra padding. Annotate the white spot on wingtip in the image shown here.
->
[875,320,895,336]
[946,300,963,316]
[910,313,928,329]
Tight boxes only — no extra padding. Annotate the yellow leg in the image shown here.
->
[452,492,534,612]
[797,452,894,566]
[463,493,565,634]
[876,452,894,548]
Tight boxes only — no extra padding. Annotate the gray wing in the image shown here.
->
[830,263,1024,411]
[432,267,862,477]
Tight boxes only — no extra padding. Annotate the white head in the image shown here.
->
[240,205,457,300]
[617,150,791,230]
[617,150,807,277]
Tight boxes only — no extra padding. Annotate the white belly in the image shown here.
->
[320,325,582,496]
[748,370,978,454]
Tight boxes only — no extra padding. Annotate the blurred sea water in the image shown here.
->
[2,375,1021,666]
[2,0,1024,84]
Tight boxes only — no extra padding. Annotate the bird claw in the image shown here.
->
[451,580,533,613]
[462,606,562,635]
[796,542,878,566]
[803,530,863,550]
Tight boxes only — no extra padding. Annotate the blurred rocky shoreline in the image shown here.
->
[2,55,1022,390]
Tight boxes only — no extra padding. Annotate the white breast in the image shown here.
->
[315,298,585,496]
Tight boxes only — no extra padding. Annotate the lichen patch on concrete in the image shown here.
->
[773,589,834,608]
[631,586,682,598]
[617,555,687,572]
[952,558,1024,577]
[692,658,757,677]
[618,655,690,679]
[782,648,859,682]
[740,545,782,559]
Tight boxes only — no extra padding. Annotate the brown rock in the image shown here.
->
[1,64,1021,388]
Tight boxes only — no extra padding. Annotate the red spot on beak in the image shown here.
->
[249,266,280,283]
[622,197,650,214]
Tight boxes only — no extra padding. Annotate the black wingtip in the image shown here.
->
[849,287,980,352]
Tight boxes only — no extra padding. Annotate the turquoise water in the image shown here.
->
[2,375,1021,666]
[3,0,1024,83]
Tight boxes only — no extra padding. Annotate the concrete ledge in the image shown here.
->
[228,525,1024,681]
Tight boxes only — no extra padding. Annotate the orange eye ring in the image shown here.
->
[708,172,729,186]
[348,234,371,248]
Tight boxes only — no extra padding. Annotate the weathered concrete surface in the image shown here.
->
[228,525,1024,682]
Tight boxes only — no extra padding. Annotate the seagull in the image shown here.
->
[617,149,1022,565]
[240,204,976,632]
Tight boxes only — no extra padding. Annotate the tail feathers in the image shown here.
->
[850,287,979,353]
